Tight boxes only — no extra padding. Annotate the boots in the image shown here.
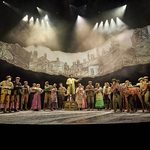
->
[25,103,28,110]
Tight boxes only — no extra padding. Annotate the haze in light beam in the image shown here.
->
[116,17,127,31]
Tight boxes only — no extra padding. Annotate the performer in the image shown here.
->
[142,76,150,111]
[21,81,30,110]
[0,75,13,113]
[50,83,58,110]
[10,77,22,112]
[66,74,80,99]
[31,84,43,111]
[75,83,86,110]
[95,83,104,110]
[111,79,122,112]
[85,81,95,110]
[103,82,111,110]
[28,83,37,109]
[58,83,67,109]
[125,80,136,112]
[43,81,52,110]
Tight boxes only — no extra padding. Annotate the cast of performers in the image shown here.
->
[0,75,13,113]
[0,74,149,113]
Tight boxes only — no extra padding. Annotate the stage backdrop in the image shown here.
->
[0,26,150,78]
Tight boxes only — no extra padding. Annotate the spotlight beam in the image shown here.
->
[3,1,21,14]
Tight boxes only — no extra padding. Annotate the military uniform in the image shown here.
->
[44,83,52,110]
[58,86,67,109]
[10,77,22,111]
[85,83,95,110]
[21,82,30,110]
[0,76,13,113]
[111,79,122,112]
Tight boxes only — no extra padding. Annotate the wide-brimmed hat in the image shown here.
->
[6,75,12,79]
[125,80,129,83]
[143,76,148,79]
[112,78,117,82]
[138,77,144,81]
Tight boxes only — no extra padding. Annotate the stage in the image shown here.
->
[0,110,150,124]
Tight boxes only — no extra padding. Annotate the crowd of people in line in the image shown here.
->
[0,74,150,113]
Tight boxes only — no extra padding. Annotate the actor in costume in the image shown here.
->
[10,77,22,111]
[21,81,30,110]
[31,84,43,111]
[95,83,104,110]
[28,83,37,109]
[142,76,150,111]
[75,83,86,110]
[0,75,13,113]
[125,80,136,112]
[111,79,122,112]
[103,82,112,110]
[43,81,52,110]
[58,83,67,109]
[50,83,58,110]
[85,81,95,110]
[66,74,79,99]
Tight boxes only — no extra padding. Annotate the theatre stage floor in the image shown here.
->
[0,110,150,124]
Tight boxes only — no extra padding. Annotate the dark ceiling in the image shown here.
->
[0,0,150,52]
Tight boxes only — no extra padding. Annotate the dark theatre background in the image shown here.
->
[0,0,150,87]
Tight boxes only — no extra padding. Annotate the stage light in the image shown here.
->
[29,17,34,26]
[37,7,47,16]
[44,15,49,21]
[3,1,10,7]
[110,18,116,33]
[103,20,109,33]
[93,22,99,31]
[35,18,40,26]
[122,5,127,11]
[76,15,84,24]
[114,4,127,18]
[22,15,28,22]
[2,1,20,14]
[98,21,104,32]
